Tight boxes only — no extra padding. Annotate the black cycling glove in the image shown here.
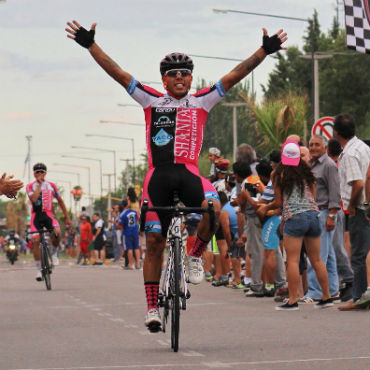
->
[74,26,95,49]
[262,34,282,55]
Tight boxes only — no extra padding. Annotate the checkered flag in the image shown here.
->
[344,0,370,54]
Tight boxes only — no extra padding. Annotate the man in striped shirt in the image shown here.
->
[334,114,370,310]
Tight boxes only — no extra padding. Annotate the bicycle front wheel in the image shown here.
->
[170,238,181,352]
[41,244,52,291]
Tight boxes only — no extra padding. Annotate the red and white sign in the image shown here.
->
[311,116,334,140]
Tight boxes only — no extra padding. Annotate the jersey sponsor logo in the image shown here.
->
[155,107,176,113]
[152,128,173,146]
[174,108,199,160]
[153,115,175,128]
[158,97,173,106]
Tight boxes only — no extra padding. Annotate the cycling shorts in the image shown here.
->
[30,211,60,237]
[142,163,219,237]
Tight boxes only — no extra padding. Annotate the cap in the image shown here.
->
[281,140,300,166]
[121,199,128,207]
[209,147,221,157]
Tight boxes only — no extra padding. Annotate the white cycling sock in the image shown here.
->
[35,260,41,270]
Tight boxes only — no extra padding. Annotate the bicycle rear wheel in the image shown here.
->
[170,238,181,352]
[41,243,52,291]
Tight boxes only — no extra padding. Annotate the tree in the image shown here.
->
[240,92,309,155]
[263,11,370,138]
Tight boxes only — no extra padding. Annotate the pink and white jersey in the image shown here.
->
[26,181,59,214]
[126,78,226,169]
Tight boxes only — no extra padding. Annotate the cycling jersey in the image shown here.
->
[126,77,226,169]
[26,181,60,233]
[126,78,225,236]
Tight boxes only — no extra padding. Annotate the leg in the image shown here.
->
[283,235,303,304]
[304,236,330,301]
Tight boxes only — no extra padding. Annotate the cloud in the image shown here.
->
[0,111,37,120]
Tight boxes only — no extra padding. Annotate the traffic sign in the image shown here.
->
[311,116,334,140]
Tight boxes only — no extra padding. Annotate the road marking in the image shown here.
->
[9,356,370,369]
[109,318,125,323]
[182,351,205,357]
[202,361,231,368]
[156,339,168,346]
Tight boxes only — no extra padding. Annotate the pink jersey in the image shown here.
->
[126,78,226,169]
[26,181,59,214]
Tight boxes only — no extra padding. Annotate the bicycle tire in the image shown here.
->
[41,243,52,291]
[170,238,181,352]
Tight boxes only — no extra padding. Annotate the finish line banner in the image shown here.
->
[344,0,370,54]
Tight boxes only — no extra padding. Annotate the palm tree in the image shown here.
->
[239,91,308,155]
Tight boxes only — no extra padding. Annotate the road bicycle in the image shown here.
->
[29,228,55,291]
[140,198,215,352]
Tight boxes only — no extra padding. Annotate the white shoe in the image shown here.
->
[188,256,204,284]
[52,255,59,266]
[35,270,43,282]
[145,308,161,332]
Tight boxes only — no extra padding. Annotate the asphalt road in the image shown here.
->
[0,256,369,370]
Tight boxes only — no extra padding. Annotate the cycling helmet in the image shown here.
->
[215,158,230,173]
[160,52,194,76]
[184,213,202,226]
[33,162,47,171]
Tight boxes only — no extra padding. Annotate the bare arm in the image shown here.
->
[29,183,42,203]
[89,43,132,89]
[221,49,266,92]
[219,210,232,248]
[56,195,71,226]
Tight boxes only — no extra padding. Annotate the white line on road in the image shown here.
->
[109,318,125,323]
[11,356,370,370]
[182,351,205,357]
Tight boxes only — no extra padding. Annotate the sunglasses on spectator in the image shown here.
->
[35,170,46,174]
[165,69,192,78]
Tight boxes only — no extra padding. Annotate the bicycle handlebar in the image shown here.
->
[27,229,55,235]
[139,199,215,233]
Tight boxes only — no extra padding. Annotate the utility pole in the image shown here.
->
[25,136,32,183]
[104,173,114,229]
[222,103,248,161]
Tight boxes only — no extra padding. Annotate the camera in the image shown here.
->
[244,182,257,198]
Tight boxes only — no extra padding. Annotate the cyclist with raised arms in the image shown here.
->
[26,163,71,281]
[65,20,287,331]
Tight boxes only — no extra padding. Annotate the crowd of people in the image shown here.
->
[203,114,370,311]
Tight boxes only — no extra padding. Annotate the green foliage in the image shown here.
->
[243,93,309,154]
[197,79,257,159]
[263,11,370,139]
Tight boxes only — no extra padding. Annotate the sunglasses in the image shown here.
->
[35,170,46,174]
[165,69,191,78]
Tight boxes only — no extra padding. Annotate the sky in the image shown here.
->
[0,0,340,208]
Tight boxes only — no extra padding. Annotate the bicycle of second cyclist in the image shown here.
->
[29,228,55,291]
[140,198,215,352]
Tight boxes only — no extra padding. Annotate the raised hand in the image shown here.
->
[65,20,96,49]
[0,173,23,199]
[262,28,288,55]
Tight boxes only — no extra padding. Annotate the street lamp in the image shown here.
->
[85,134,136,184]
[71,145,117,192]
[61,155,103,197]
[213,8,316,124]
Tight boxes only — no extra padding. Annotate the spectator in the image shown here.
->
[119,201,140,270]
[212,158,230,193]
[334,114,370,310]
[92,212,106,265]
[327,138,354,302]
[79,215,92,265]
[300,146,311,164]
[236,143,258,174]
[261,140,332,310]
[298,135,340,304]
[208,147,221,179]
[127,187,140,213]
